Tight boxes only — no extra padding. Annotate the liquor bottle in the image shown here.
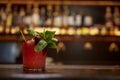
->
[105,7,113,27]
[40,7,46,27]
[82,12,93,36]
[12,6,19,27]
[18,7,26,29]
[45,5,53,27]
[31,3,40,27]
[24,4,32,28]
[53,5,62,28]
[11,6,19,34]
[68,10,75,28]
[0,7,6,24]
[113,7,120,27]
[83,12,93,27]
[75,11,83,28]
[62,6,69,28]
[0,7,6,34]
[5,3,12,34]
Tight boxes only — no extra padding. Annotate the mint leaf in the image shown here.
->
[52,38,58,42]
[48,42,57,49]
[45,31,55,40]
[38,32,45,39]
[27,29,38,36]
[35,39,47,52]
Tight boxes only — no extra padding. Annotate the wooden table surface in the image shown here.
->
[1,64,120,80]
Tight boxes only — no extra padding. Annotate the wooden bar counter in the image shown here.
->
[0,64,120,80]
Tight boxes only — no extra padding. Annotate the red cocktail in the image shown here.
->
[21,29,58,72]
[22,40,46,71]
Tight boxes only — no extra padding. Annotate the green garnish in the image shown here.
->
[27,29,38,36]
[27,29,58,52]
[35,39,47,52]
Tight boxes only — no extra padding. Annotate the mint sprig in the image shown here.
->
[27,29,58,52]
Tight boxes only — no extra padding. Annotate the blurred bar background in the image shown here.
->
[0,0,120,65]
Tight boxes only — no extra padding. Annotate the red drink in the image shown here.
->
[22,40,46,71]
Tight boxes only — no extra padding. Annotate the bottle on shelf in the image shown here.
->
[62,6,69,29]
[5,3,12,34]
[31,2,40,27]
[11,6,19,34]
[12,6,18,27]
[17,7,27,35]
[105,6,113,28]
[74,10,83,36]
[18,7,26,30]
[75,10,83,28]
[81,12,93,36]
[24,4,32,28]
[0,7,6,34]
[68,10,75,28]
[113,7,120,27]
[83,12,93,27]
[40,7,46,27]
[45,5,53,27]
[0,8,3,34]
[53,5,62,28]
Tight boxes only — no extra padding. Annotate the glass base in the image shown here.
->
[23,68,45,73]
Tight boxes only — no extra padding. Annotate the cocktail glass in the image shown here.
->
[22,40,46,72]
